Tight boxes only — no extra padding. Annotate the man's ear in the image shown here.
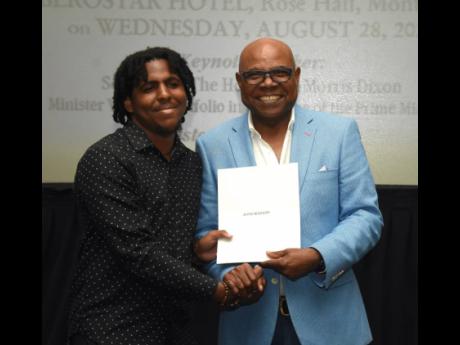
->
[123,98,133,113]
[235,72,243,90]
[294,67,301,84]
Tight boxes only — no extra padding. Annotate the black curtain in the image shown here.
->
[42,185,417,345]
[42,186,83,345]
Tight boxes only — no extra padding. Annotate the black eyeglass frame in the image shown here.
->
[240,67,294,85]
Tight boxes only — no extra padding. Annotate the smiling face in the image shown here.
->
[123,59,187,138]
[236,39,300,125]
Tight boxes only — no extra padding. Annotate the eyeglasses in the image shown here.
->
[241,67,293,85]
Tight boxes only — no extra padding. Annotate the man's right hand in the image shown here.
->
[194,230,232,262]
[223,263,266,305]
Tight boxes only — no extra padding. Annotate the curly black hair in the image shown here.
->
[112,47,196,125]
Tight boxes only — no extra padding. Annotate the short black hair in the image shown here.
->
[112,47,196,125]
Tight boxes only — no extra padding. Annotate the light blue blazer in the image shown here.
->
[195,105,383,345]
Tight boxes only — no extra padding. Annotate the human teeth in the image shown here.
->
[259,96,280,102]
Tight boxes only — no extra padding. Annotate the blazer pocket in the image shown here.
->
[306,169,338,180]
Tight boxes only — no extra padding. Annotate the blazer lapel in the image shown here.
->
[228,113,256,167]
[291,105,316,191]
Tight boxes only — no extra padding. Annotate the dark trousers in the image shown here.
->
[271,307,302,345]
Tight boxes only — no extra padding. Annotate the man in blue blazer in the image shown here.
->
[195,38,383,345]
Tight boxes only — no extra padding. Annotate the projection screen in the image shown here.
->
[42,0,418,185]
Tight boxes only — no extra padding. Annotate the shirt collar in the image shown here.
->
[124,120,152,151]
[248,108,296,139]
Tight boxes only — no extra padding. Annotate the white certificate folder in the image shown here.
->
[217,163,301,264]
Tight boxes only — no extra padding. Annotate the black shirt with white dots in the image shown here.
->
[68,120,217,345]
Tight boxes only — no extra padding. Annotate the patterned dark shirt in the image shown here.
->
[68,121,217,345]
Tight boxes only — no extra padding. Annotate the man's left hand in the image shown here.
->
[260,248,322,280]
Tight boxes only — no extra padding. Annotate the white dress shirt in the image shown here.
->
[248,109,295,296]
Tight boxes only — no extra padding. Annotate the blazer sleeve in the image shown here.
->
[310,119,383,289]
[195,136,236,281]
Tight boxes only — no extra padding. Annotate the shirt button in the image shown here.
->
[271,278,278,285]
